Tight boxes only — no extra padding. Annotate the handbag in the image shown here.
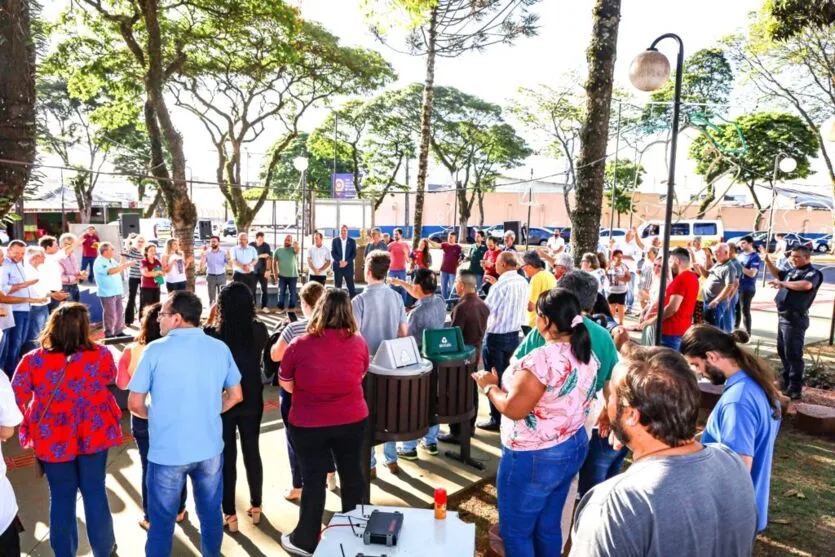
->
[33,356,72,478]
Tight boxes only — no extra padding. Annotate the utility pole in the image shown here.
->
[525,168,533,251]
[405,157,410,238]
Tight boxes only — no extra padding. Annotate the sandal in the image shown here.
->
[327,472,337,491]
[176,510,187,523]
[223,514,238,533]
[247,506,262,525]
[138,518,150,531]
[284,487,302,502]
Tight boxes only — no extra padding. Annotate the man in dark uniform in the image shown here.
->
[761,244,823,400]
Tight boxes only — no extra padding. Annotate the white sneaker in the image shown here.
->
[280,534,312,557]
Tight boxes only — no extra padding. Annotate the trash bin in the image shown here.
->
[422,327,484,470]
[361,337,433,500]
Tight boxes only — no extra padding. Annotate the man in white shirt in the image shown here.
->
[38,236,66,313]
[479,251,528,431]
[0,369,22,553]
[307,231,332,285]
[547,229,565,257]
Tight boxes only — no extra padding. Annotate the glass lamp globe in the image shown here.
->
[629,50,671,92]
[778,156,797,173]
[293,157,309,172]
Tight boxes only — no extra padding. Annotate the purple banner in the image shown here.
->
[331,173,358,199]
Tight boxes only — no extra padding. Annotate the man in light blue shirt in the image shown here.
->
[128,291,243,557]
[231,232,258,300]
[200,235,228,306]
[93,242,134,338]
[0,240,39,373]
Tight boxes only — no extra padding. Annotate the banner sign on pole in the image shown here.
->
[331,173,358,199]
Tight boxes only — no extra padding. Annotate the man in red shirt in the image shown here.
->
[81,225,100,284]
[480,236,503,295]
[387,227,411,305]
[648,247,699,351]
[429,232,463,300]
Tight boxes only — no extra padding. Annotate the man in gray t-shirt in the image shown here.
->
[701,243,737,330]
[352,251,408,474]
[571,346,757,557]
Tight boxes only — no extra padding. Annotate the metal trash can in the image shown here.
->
[422,327,483,470]
[361,337,433,500]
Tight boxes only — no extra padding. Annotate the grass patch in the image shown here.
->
[450,422,835,557]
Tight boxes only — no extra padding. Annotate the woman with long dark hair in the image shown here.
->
[12,303,121,557]
[117,303,187,531]
[278,288,369,557]
[680,325,781,533]
[204,282,268,532]
[473,288,598,554]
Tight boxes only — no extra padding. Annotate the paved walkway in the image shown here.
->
[9,281,834,556]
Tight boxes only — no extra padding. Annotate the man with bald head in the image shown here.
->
[478,251,528,431]
[703,243,737,332]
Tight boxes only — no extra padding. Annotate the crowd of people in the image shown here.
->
[0,221,823,556]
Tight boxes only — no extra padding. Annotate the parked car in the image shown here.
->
[637,219,724,247]
[222,219,237,237]
[747,231,813,253]
[485,225,553,246]
[429,226,481,244]
[599,227,627,241]
[810,234,831,254]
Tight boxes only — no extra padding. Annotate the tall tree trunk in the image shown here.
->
[697,183,715,219]
[0,0,37,219]
[477,188,486,226]
[572,0,621,264]
[412,6,438,249]
[141,0,197,288]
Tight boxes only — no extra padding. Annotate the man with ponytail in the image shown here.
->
[681,325,781,533]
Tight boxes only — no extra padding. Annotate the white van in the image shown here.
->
[637,219,725,248]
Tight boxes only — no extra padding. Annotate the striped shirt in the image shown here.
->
[128,248,143,279]
[280,319,309,345]
[485,271,529,334]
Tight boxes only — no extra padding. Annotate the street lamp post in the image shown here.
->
[629,33,684,346]
[293,156,309,274]
[762,153,797,287]
[819,117,835,344]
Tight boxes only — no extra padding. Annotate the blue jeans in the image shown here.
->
[401,425,440,451]
[81,256,96,283]
[4,311,30,375]
[626,272,638,311]
[278,276,298,309]
[441,271,456,300]
[132,416,186,520]
[41,450,114,557]
[660,334,682,352]
[388,269,408,305]
[370,442,398,468]
[722,294,738,332]
[0,333,7,379]
[483,331,521,424]
[704,299,732,332]
[23,304,49,354]
[577,429,629,497]
[147,454,223,557]
[497,429,589,556]
[62,284,80,302]
[475,273,484,294]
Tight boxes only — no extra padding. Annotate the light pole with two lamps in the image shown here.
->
[629,33,684,346]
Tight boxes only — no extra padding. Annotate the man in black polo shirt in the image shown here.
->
[761,245,823,400]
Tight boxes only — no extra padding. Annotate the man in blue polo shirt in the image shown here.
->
[735,235,761,335]
[681,325,781,533]
[93,242,135,338]
[128,291,242,557]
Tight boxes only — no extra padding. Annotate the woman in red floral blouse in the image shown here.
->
[12,303,121,557]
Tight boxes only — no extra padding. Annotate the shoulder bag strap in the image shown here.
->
[38,355,73,421]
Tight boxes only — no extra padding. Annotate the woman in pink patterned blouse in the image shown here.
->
[473,288,597,556]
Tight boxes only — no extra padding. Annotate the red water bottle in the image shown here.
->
[434,488,447,519]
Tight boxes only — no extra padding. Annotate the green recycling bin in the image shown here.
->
[422,327,483,470]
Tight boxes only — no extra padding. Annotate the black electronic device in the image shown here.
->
[362,510,403,547]
[198,219,213,240]
[119,213,140,239]
[503,220,521,243]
